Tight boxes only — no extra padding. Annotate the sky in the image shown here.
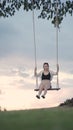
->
[0,5,73,111]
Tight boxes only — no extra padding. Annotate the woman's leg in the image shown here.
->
[43,86,48,96]
[38,83,44,96]
[36,82,44,99]
[42,81,50,97]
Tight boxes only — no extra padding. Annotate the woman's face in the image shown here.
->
[43,64,49,71]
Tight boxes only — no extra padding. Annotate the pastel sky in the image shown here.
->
[0,3,73,110]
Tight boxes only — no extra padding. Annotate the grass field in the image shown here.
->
[0,107,73,130]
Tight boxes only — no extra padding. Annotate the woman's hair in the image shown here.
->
[43,62,49,67]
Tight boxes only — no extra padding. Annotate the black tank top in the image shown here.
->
[41,72,51,80]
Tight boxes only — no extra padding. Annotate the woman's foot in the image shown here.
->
[41,95,45,99]
[36,95,40,99]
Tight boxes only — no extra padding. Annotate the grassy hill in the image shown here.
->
[0,107,73,130]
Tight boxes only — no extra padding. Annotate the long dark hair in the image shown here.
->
[43,62,49,67]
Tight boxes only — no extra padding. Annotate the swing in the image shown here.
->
[32,0,60,91]
[34,87,60,91]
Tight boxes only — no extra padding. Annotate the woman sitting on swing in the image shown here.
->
[34,62,59,99]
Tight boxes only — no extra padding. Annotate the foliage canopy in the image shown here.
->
[0,0,73,25]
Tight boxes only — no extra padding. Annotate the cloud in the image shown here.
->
[0,24,18,57]
[0,2,73,110]
[70,70,73,74]
[0,67,73,110]
[0,11,34,58]
[0,9,73,62]
[0,86,72,110]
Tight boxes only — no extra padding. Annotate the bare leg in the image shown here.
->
[43,86,48,96]
[36,83,44,99]
[38,83,44,96]
[43,81,50,97]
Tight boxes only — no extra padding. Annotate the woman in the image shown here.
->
[34,62,59,99]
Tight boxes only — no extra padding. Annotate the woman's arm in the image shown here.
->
[50,64,59,76]
[56,64,59,75]
[34,67,37,76]
[34,67,42,77]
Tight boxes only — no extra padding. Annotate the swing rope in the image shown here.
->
[32,1,38,89]
[56,0,59,89]
[32,0,60,90]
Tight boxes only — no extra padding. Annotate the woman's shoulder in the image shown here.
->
[40,70,44,74]
[37,70,43,77]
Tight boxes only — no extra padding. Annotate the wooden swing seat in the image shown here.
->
[34,86,60,91]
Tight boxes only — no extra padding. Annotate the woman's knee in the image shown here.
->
[39,84,44,90]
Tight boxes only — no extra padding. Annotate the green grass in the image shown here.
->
[0,107,73,130]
